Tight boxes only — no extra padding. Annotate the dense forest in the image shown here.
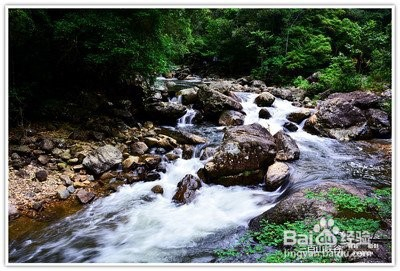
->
[9,8,391,125]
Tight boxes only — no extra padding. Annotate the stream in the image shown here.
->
[8,79,391,263]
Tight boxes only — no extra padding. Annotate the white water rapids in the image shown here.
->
[9,90,391,263]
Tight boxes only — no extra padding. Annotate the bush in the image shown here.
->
[319,54,362,92]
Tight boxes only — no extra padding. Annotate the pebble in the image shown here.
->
[57,162,67,170]
[67,158,79,164]
[67,185,75,193]
[151,185,164,194]
[73,165,84,171]
[73,182,86,188]
[76,189,95,204]
[60,175,73,185]
[38,155,50,165]
[32,201,43,211]
[35,170,48,182]
[56,185,70,200]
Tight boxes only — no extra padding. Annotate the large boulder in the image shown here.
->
[267,87,294,101]
[327,91,381,109]
[82,145,122,175]
[197,85,243,119]
[208,80,243,93]
[172,174,202,204]
[178,87,199,105]
[254,92,275,107]
[144,102,187,124]
[303,91,386,141]
[265,162,290,191]
[273,131,300,161]
[218,110,245,126]
[197,123,276,186]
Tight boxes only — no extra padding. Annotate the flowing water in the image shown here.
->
[8,84,391,263]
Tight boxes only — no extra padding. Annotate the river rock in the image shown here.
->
[140,154,162,170]
[9,204,19,219]
[56,185,70,200]
[267,87,294,101]
[35,170,48,182]
[273,131,300,161]
[198,123,276,186]
[178,87,199,105]
[218,110,245,126]
[254,92,275,107]
[165,80,176,89]
[60,175,73,185]
[287,109,312,124]
[283,121,298,132]
[10,145,31,155]
[130,142,149,155]
[67,185,75,193]
[122,156,140,170]
[166,152,180,161]
[265,162,290,191]
[259,108,271,119]
[251,79,266,88]
[182,144,195,159]
[151,185,164,194]
[172,174,202,204]
[60,150,72,161]
[144,135,177,151]
[158,127,207,145]
[82,145,122,175]
[303,93,375,141]
[175,67,190,80]
[328,91,381,109]
[76,189,95,204]
[366,108,391,138]
[197,85,243,119]
[144,102,187,124]
[37,155,49,165]
[41,138,54,152]
[200,147,217,160]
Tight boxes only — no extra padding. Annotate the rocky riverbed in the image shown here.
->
[8,75,392,263]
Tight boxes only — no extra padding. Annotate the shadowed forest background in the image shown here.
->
[9,9,391,125]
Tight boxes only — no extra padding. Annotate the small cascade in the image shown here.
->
[177,106,197,127]
[168,95,182,104]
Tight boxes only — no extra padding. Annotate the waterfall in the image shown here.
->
[177,106,197,127]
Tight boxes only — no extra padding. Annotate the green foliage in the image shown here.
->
[215,248,239,258]
[252,219,313,247]
[9,8,392,124]
[305,187,392,218]
[334,217,380,233]
[318,54,362,92]
[215,216,381,263]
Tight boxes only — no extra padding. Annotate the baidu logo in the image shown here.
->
[284,217,340,246]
